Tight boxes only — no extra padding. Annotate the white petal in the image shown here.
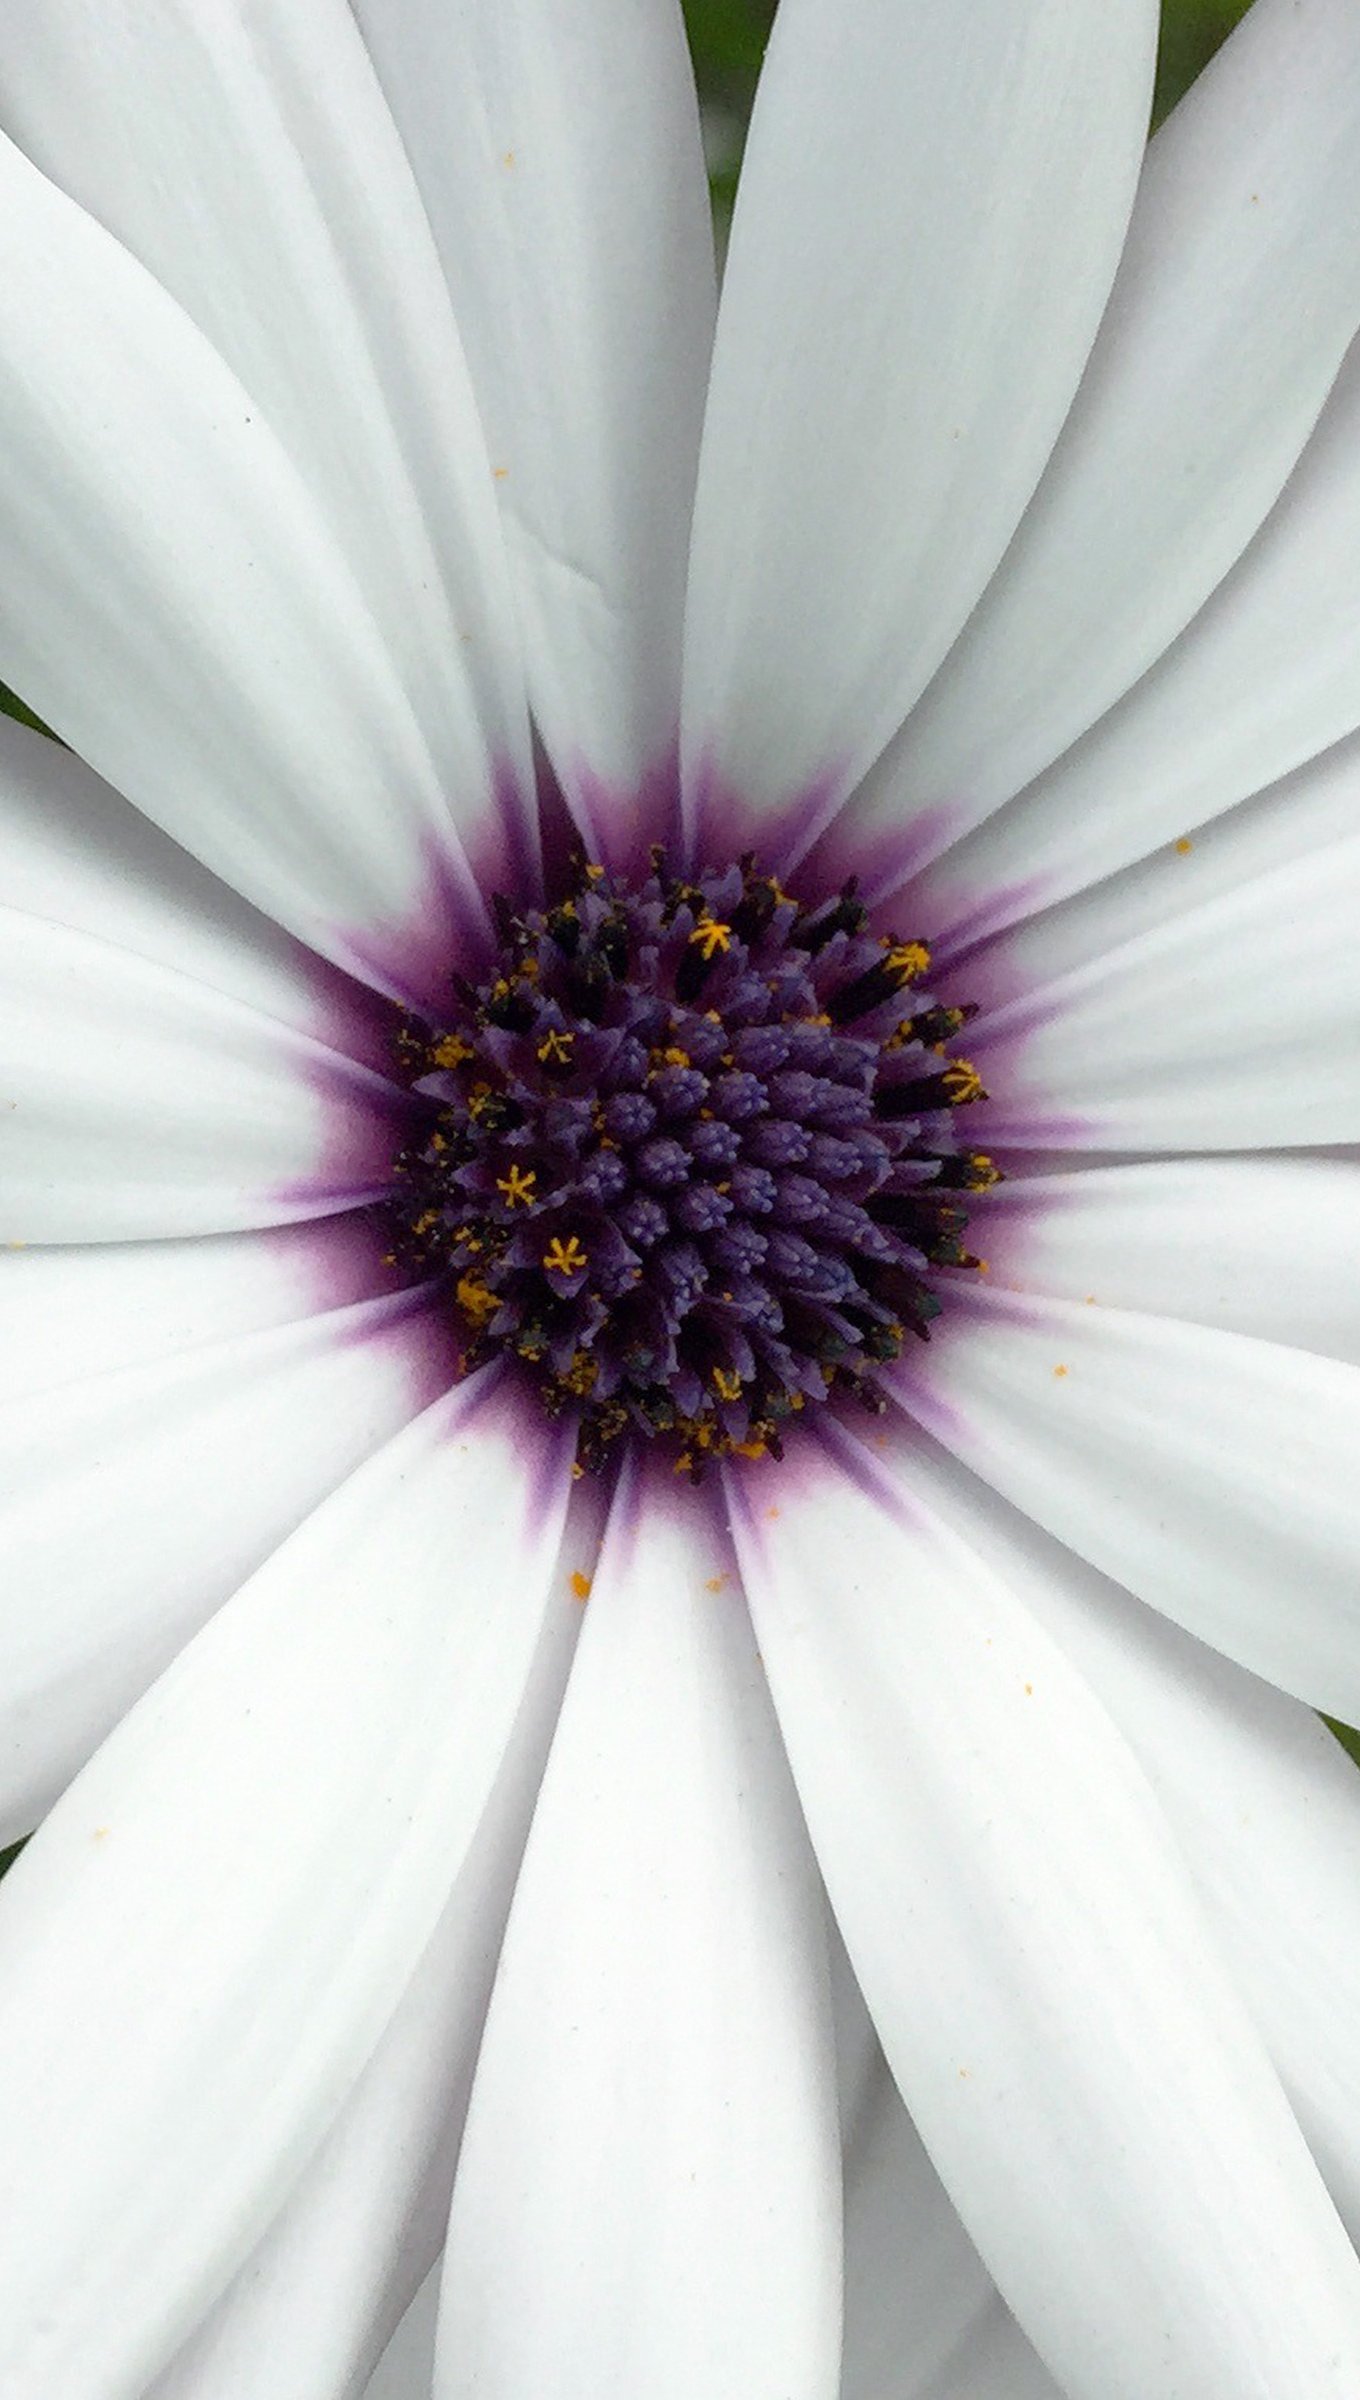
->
[364,2277,439,2400]
[0,904,410,1241]
[963,723,1360,996]
[0,136,495,1010]
[842,2045,1060,2400]
[0,1289,456,1844]
[974,1156,1360,1362]
[0,1216,407,1402]
[850,0,1360,886]
[0,1372,575,2400]
[152,1493,594,2400]
[0,0,535,861]
[680,0,1156,855]
[842,2037,993,2400]
[918,328,1360,947]
[354,0,714,829]
[0,713,391,1066]
[893,1434,1360,2252]
[728,1437,1360,2400]
[967,830,1360,1151]
[438,1465,842,2400]
[894,1287,1360,1719]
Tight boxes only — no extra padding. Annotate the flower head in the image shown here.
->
[2,3,1360,2398]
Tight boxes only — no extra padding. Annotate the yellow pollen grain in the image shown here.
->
[662,1045,691,1068]
[732,1438,768,1460]
[570,1570,592,1601]
[455,1275,498,1327]
[1052,1363,1069,1379]
[705,1574,729,1593]
[942,1059,985,1105]
[1175,835,1194,855]
[543,1234,588,1278]
[431,1033,473,1069]
[492,465,509,480]
[712,1366,742,1403]
[688,917,732,960]
[496,1163,537,1208]
[885,939,931,984]
[584,862,605,882]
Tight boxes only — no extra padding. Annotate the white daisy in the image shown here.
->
[1,2,1359,2397]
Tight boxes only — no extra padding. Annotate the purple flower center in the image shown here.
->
[386,854,996,1477]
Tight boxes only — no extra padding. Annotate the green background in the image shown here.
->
[3,0,1354,1882]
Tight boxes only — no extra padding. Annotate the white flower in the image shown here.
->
[1,1,1360,2397]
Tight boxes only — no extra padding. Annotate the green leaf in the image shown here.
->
[1152,0,1254,130]
[0,680,54,739]
[1325,1716,1360,1773]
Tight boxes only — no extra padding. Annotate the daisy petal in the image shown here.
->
[0,1372,575,2400]
[895,1287,1360,1719]
[0,136,489,1009]
[843,2047,1060,2400]
[727,1437,1360,2400]
[0,1290,455,1845]
[920,330,1360,944]
[353,0,715,829]
[897,1437,1360,2249]
[976,1157,1360,1362]
[364,2278,439,2400]
[0,1216,404,1402]
[857,0,1360,872]
[0,0,535,844]
[437,1466,841,2400]
[152,1500,591,2400]
[680,0,1157,853]
[968,831,1360,1151]
[0,904,409,1241]
[1,713,390,1065]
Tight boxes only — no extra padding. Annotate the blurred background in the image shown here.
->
[689,0,1254,233]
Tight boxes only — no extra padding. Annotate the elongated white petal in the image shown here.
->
[892,1433,1360,2251]
[0,1217,406,1403]
[966,724,1359,995]
[0,1290,455,1844]
[153,1497,594,2400]
[969,831,1360,1151]
[0,714,390,1065]
[975,1157,1360,1362]
[728,1438,1360,2400]
[920,329,1360,945]
[0,137,491,1009]
[0,1373,574,2400]
[852,0,1360,884]
[0,904,409,1241]
[354,0,714,830]
[895,1288,1360,1719]
[364,2277,439,2400]
[843,2036,999,2400]
[680,0,1156,854]
[843,2045,1061,2400]
[0,0,535,858]
[438,1467,842,2400]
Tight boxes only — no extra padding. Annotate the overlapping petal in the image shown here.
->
[437,1468,842,2400]
[0,1373,575,2400]
[681,0,1157,853]
[0,137,491,1009]
[894,1287,1360,1719]
[728,1434,1360,2400]
[0,904,410,1241]
[0,1289,455,1843]
[354,0,715,834]
[850,0,1360,889]
[0,0,536,854]
[152,1495,596,2400]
